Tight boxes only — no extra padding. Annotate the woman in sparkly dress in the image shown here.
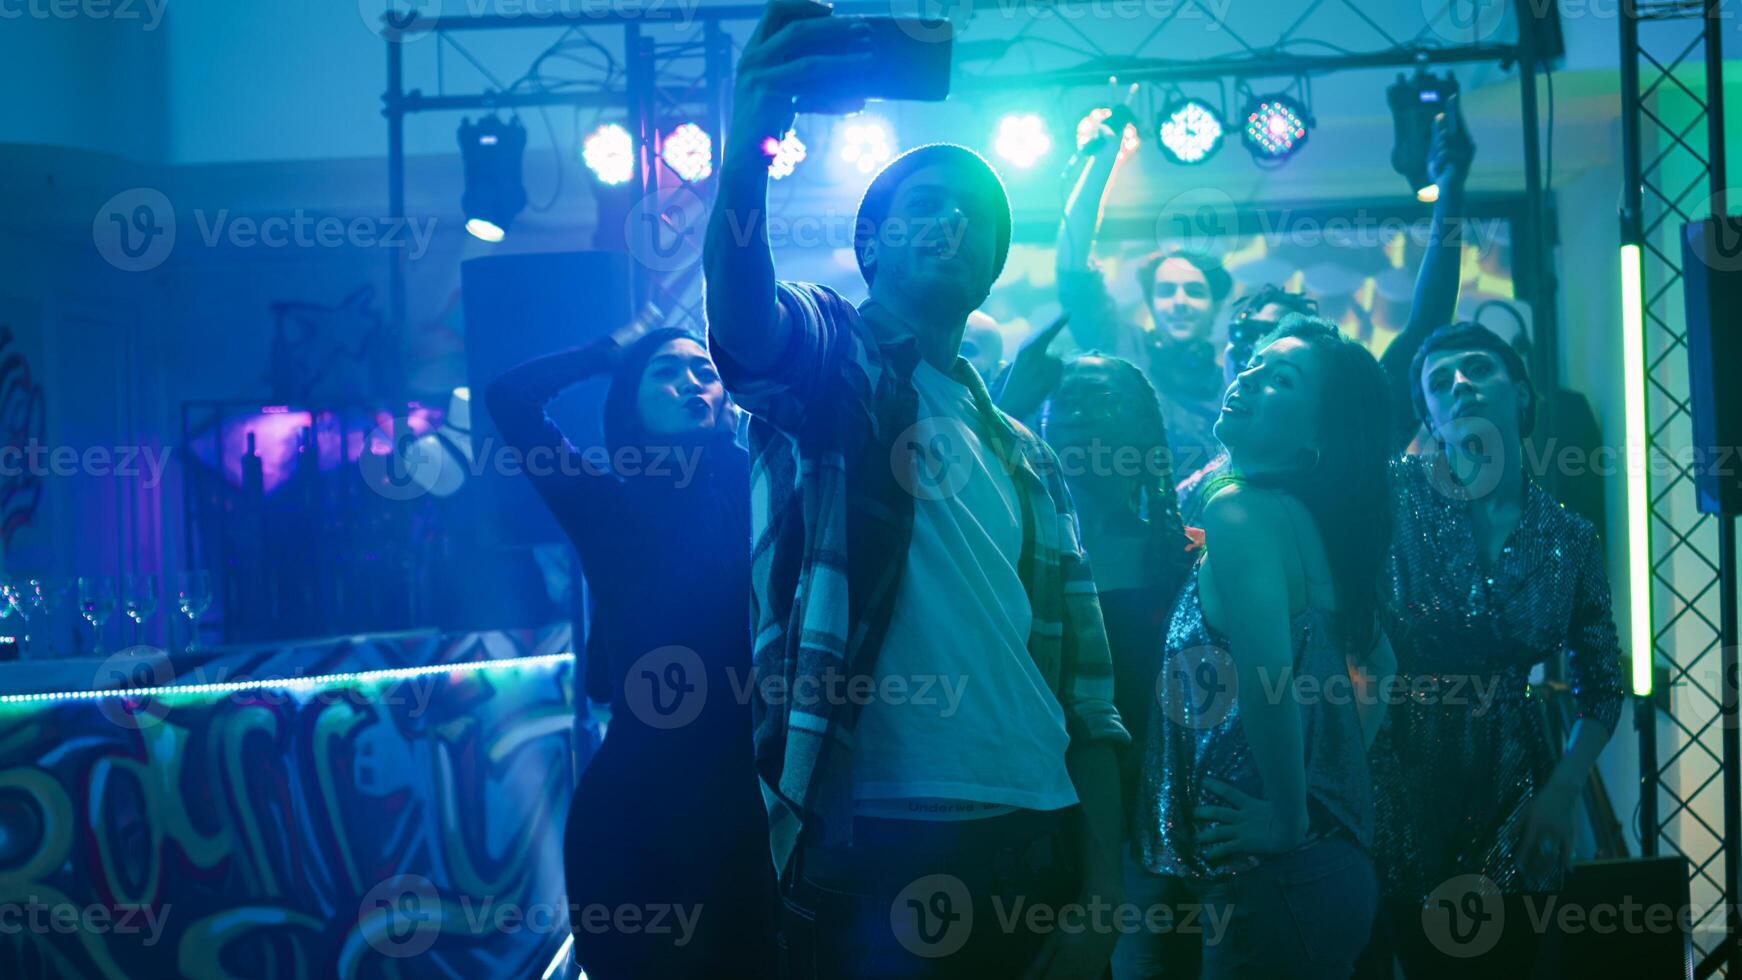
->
[1137,317,1396,978]
[1362,322,1626,976]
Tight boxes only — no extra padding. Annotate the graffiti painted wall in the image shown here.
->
[0,626,580,979]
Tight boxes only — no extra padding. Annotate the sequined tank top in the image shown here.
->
[1137,562,1374,879]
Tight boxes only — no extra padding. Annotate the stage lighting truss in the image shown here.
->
[660,123,714,183]
[1387,70,1460,202]
[994,113,1053,168]
[582,123,635,186]
[1241,92,1311,162]
[458,114,529,242]
[763,129,807,180]
[1157,98,1224,165]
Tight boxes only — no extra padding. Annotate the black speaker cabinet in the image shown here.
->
[1680,217,1742,516]
[1551,856,1692,979]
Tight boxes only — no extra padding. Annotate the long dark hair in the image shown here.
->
[1057,354,1195,593]
[601,327,702,460]
[1223,316,1392,651]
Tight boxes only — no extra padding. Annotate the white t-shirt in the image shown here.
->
[851,359,1079,818]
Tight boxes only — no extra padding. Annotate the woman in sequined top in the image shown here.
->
[1360,322,1626,977]
[1138,317,1397,979]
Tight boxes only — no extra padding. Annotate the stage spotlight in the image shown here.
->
[1157,99,1224,165]
[1241,95,1310,161]
[994,113,1052,168]
[459,115,528,242]
[1075,107,1140,159]
[1388,71,1460,202]
[836,117,895,175]
[764,130,807,180]
[661,123,714,182]
[582,123,635,186]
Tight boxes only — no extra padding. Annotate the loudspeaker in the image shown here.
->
[1551,856,1692,979]
[1680,218,1742,515]
[461,250,635,547]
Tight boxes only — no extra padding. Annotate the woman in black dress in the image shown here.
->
[485,324,775,979]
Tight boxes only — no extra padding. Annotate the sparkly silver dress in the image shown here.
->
[1137,562,1374,879]
[1370,454,1626,901]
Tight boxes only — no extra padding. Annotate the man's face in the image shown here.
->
[1150,257,1218,345]
[863,162,1001,319]
[1419,346,1528,446]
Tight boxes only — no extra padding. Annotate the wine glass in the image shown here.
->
[177,571,213,654]
[1,580,29,658]
[78,576,118,657]
[122,574,160,646]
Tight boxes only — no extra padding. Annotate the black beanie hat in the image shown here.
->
[853,143,1013,288]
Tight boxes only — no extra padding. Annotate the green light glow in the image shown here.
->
[0,652,574,714]
[1621,243,1653,697]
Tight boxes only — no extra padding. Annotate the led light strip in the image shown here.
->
[1620,243,1653,697]
[0,652,576,709]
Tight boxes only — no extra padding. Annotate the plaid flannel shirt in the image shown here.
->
[708,281,1128,889]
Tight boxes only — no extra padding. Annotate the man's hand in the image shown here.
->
[1427,93,1475,193]
[996,313,1069,419]
[729,0,874,154]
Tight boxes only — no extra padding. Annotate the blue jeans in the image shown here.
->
[1111,856,1203,979]
[1189,836,1378,980]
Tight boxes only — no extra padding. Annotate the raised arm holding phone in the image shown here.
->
[705,6,1127,977]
